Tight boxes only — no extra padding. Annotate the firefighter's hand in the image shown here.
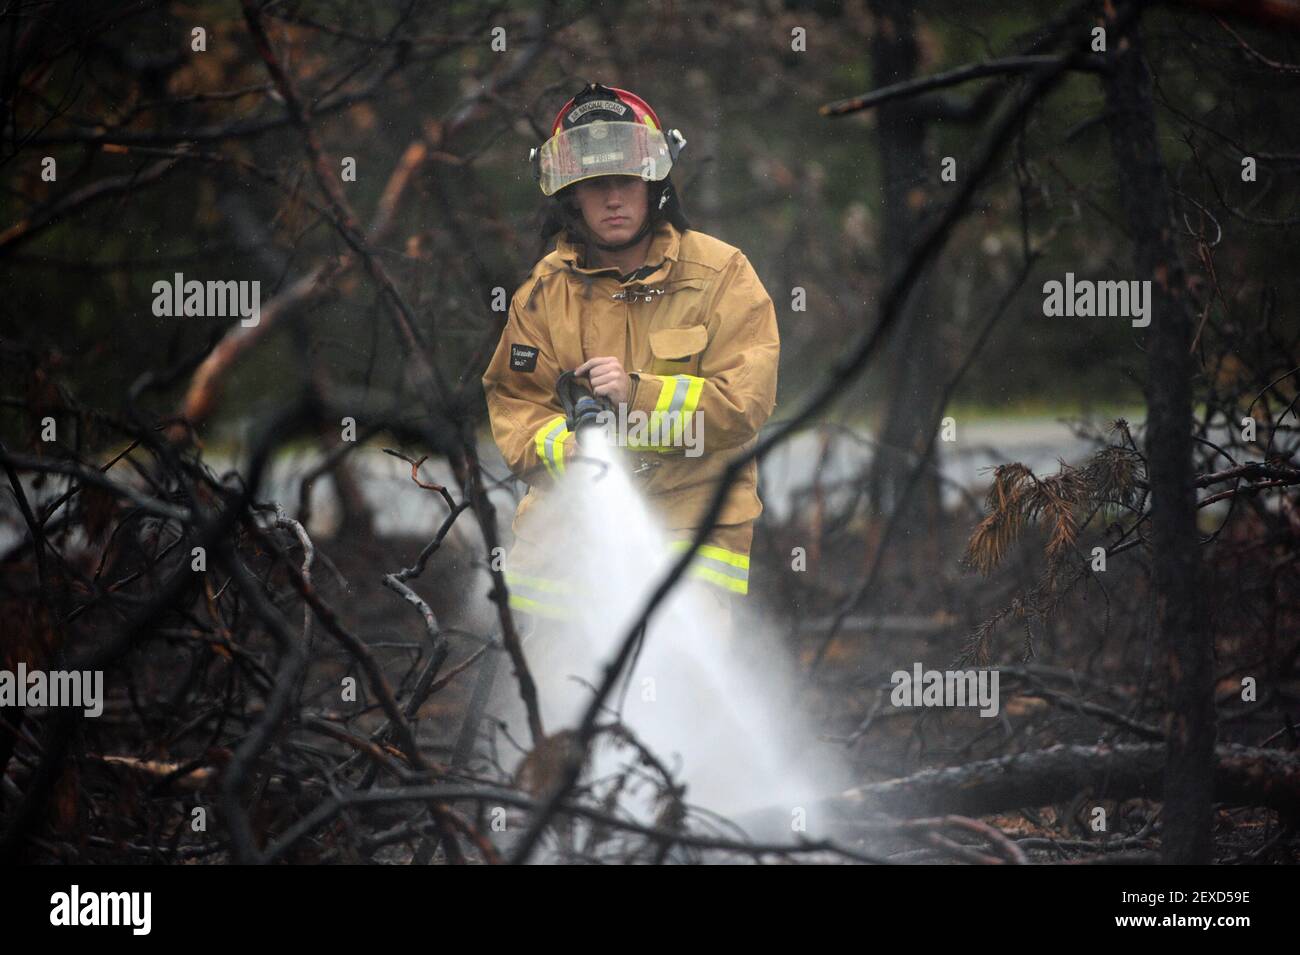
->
[575,356,631,405]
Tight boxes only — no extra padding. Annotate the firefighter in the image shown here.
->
[482,82,780,633]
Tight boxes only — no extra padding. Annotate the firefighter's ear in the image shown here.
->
[551,187,574,218]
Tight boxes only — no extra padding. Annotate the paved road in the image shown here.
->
[757,417,1104,523]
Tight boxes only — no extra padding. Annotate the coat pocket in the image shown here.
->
[648,324,709,376]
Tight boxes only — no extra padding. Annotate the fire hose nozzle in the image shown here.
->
[556,370,612,438]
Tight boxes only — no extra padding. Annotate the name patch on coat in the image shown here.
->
[510,344,539,372]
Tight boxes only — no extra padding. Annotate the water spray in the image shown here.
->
[488,369,851,856]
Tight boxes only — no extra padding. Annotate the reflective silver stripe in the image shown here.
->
[509,593,571,619]
[648,375,692,445]
[667,375,691,417]
[691,554,748,582]
[510,580,564,600]
[505,570,569,595]
[506,575,572,618]
[542,417,568,474]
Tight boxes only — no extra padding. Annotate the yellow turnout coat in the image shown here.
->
[482,220,779,616]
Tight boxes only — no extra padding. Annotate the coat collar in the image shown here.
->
[555,219,681,286]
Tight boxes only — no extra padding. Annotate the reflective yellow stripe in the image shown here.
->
[669,540,750,568]
[648,374,678,444]
[652,375,676,414]
[532,418,553,474]
[681,376,705,411]
[532,415,570,478]
[668,540,750,595]
[505,570,572,619]
[696,543,749,569]
[508,592,571,619]
[687,565,749,594]
[505,571,568,593]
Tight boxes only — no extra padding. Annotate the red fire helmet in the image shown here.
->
[530,82,686,196]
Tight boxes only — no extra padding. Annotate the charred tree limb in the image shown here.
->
[24,60,404,148]
[821,54,1108,117]
[0,156,182,255]
[1171,0,1300,32]
[833,743,1300,821]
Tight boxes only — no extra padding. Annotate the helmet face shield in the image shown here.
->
[536,121,673,196]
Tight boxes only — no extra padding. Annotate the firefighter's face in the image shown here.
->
[572,175,650,246]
